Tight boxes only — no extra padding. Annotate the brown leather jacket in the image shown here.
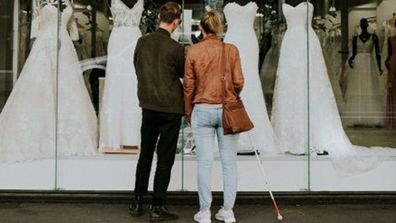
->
[184,35,244,121]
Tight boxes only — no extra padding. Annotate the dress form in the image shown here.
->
[41,0,69,11]
[348,19,382,73]
[109,0,137,8]
[284,0,308,7]
[223,0,258,6]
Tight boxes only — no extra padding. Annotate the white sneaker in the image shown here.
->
[194,208,211,223]
[215,207,236,223]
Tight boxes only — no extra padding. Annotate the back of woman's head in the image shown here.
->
[200,11,224,36]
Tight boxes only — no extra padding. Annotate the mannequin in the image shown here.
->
[284,0,308,7]
[342,18,385,127]
[349,18,382,73]
[108,0,137,8]
[223,0,258,6]
[41,0,68,11]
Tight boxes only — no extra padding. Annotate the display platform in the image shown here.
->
[1,154,395,192]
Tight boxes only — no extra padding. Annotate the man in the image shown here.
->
[129,2,184,221]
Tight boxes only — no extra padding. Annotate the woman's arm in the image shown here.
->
[183,49,196,125]
[230,46,244,95]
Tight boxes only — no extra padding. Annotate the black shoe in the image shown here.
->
[149,205,179,222]
[317,150,329,156]
[128,198,144,217]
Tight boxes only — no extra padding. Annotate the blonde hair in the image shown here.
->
[200,11,224,36]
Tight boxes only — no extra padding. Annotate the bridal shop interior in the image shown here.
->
[0,0,396,193]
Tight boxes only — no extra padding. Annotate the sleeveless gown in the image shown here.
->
[223,2,276,154]
[342,35,386,126]
[0,2,98,162]
[271,2,396,175]
[99,0,144,151]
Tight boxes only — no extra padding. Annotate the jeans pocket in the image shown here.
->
[192,107,213,127]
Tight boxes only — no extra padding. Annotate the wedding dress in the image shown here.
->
[0,0,97,162]
[260,30,284,96]
[271,2,395,174]
[342,35,386,126]
[224,2,276,154]
[99,0,144,151]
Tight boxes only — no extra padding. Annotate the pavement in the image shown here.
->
[0,203,395,223]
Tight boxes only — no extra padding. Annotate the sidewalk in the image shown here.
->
[0,203,395,223]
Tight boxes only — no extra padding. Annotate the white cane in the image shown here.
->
[247,132,283,221]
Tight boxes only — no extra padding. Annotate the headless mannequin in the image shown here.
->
[42,0,68,11]
[284,0,308,7]
[349,18,383,74]
[223,0,258,6]
[108,0,137,9]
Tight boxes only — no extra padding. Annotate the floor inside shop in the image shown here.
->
[345,129,396,147]
[0,203,395,223]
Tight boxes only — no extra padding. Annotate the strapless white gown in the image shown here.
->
[224,2,276,154]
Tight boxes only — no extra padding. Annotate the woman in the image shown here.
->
[184,11,243,223]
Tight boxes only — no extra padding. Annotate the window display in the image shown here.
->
[0,0,395,192]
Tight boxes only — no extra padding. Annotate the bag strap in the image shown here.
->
[221,42,226,105]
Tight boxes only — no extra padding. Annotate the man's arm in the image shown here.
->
[176,45,185,78]
[133,38,142,75]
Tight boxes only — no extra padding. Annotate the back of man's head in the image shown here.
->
[159,2,182,24]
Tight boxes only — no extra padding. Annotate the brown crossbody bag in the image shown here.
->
[220,43,254,135]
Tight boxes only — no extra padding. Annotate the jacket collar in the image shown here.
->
[201,34,220,42]
[157,28,171,37]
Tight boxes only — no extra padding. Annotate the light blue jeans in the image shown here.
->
[191,105,239,209]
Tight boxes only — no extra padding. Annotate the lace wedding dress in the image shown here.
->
[224,2,276,153]
[271,2,395,174]
[99,0,144,151]
[0,0,97,162]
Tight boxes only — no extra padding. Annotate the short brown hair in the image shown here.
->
[159,2,182,24]
[200,11,224,36]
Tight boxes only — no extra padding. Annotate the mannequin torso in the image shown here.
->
[349,25,382,73]
[109,0,137,9]
[42,0,68,11]
[223,0,258,6]
[284,0,308,7]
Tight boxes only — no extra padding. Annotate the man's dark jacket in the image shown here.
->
[134,28,185,114]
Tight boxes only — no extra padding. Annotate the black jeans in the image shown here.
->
[134,109,182,203]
